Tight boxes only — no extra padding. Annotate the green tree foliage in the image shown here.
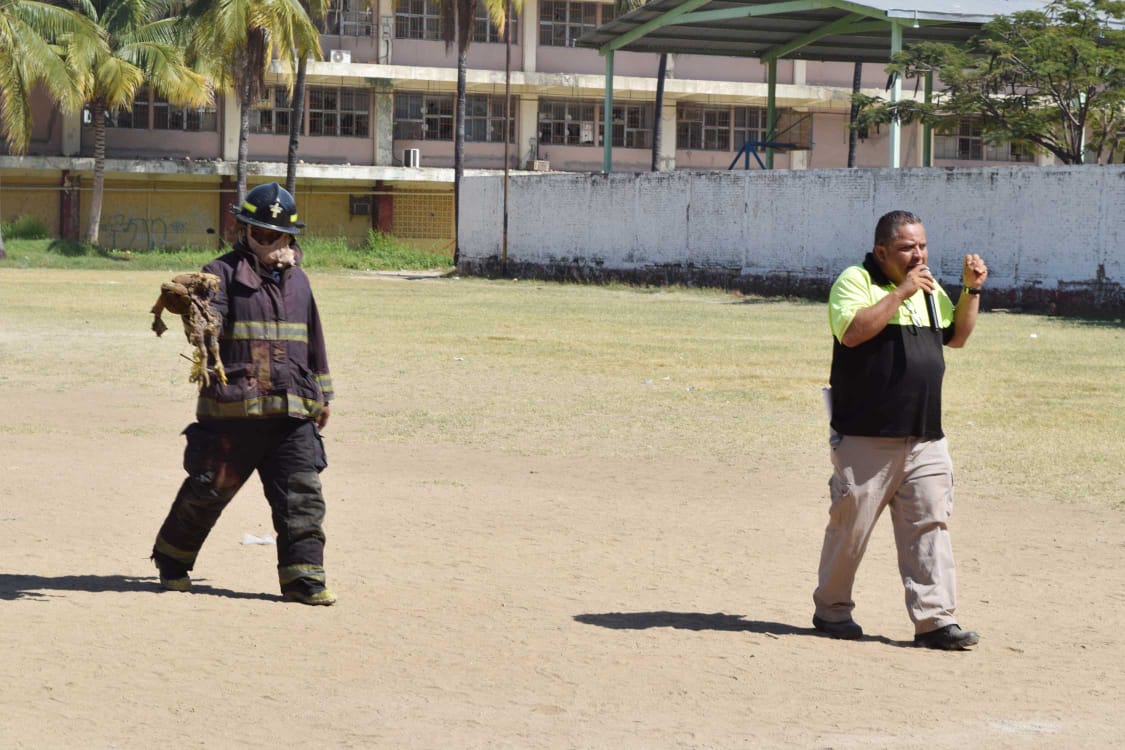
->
[65,0,212,244]
[853,0,1125,164]
[284,0,328,197]
[0,0,93,153]
[180,0,323,203]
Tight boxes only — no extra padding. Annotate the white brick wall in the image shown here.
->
[460,165,1125,298]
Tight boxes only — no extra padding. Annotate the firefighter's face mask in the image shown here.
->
[246,225,295,269]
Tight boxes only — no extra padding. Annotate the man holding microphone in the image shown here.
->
[812,210,989,650]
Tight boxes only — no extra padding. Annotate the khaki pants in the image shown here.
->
[813,435,958,635]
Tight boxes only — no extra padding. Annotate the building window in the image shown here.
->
[83,89,147,128]
[934,118,1034,162]
[539,1,600,47]
[249,87,292,134]
[537,99,651,148]
[733,107,768,147]
[473,6,518,43]
[465,94,516,143]
[394,92,514,142]
[327,0,373,36]
[95,108,143,128]
[85,87,217,131]
[538,99,599,145]
[936,118,984,160]
[677,105,806,152]
[676,105,731,151]
[308,87,370,137]
[394,92,454,141]
[152,91,218,132]
[127,88,149,129]
[604,103,653,149]
[395,0,442,40]
[1001,141,1035,162]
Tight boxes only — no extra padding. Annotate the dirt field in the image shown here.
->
[1,269,1123,749]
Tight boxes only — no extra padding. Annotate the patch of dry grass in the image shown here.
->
[2,268,1122,508]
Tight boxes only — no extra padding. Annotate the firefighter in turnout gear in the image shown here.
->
[151,182,337,605]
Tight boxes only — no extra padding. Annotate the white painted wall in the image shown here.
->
[460,166,1125,295]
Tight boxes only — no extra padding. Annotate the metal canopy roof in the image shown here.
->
[577,0,1048,64]
[578,1,1051,171]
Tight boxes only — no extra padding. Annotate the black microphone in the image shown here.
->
[924,291,939,332]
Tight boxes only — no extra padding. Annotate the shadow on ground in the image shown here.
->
[0,573,279,602]
[574,611,810,635]
[574,611,913,647]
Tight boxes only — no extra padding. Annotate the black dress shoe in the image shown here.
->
[914,624,980,650]
[813,615,863,640]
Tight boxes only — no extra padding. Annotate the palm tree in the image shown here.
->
[63,0,211,244]
[182,0,323,204]
[285,0,328,196]
[499,0,523,268]
[442,0,475,264]
[0,0,92,155]
[1,0,96,256]
[441,0,517,263]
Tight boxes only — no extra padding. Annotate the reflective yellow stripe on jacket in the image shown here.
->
[229,320,309,342]
[196,394,325,420]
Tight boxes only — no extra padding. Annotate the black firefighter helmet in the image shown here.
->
[233,182,305,235]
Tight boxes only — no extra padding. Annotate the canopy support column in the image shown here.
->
[603,50,615,174]
[766,58,777,169]
[889,22,902,168]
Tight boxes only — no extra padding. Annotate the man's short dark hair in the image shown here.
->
[874,210,922,247]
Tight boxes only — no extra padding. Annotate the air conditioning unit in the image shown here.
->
[329,49,351,64]
[349,195,371,216]
[403,148,421,168]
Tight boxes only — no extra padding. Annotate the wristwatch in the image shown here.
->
[963,286,982,296]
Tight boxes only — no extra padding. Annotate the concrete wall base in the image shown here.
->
[459,256,1124,319]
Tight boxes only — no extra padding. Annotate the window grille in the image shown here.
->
[309,86,370,137]
[934,118,1033,162]
[464,95,517,143]
[395,0,443,40]
[538,99,599,145]
[676,105,730,151]
[539,1,599,47]
[473,6,518,43]
[249,87,292,134]
[393,192,454,240]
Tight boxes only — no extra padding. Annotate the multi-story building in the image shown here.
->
[0,0,1052,252]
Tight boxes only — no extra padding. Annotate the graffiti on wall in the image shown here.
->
[101,214,189,250]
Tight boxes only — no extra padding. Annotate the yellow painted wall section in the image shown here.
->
[82,179,220,250]
[283,181,454,256]
[283,181,374,245]
[2,170,455,254]
[0,176,61,231]
[387,183,455,256]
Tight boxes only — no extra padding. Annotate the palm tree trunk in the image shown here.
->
[285,55,309,196]
[651,53,667,172]
[86,100,107,244]
[237,76,252,203]
[454,48,467,265]
[847,62,861,168]
[502,0,512,270]
[0,223,6,260]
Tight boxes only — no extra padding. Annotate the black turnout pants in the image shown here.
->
[152,417,328,592]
